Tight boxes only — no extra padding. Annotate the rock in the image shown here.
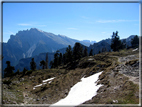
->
[13,101,17,104]
[25,94,28,97]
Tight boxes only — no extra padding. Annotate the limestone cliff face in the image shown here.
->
[2,28,89,71]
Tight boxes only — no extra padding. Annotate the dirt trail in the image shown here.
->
[22,92,28,104]
[117,55,139,85]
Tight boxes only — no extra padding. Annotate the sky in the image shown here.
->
[3,2,139,42]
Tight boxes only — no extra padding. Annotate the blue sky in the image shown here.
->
[3,3,139,42]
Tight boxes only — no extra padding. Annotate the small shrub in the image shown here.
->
[25,70,33,75]
[3,80,11,85]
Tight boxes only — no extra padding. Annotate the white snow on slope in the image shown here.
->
[132,48,138,52]
[50,71,103,106]
[33,77,55,90]
[26,44,36,57]
[43,77,55,83]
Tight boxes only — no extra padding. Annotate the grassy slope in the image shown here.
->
[2,48,139,105]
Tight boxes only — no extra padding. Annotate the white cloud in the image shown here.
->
[96,20,138,23]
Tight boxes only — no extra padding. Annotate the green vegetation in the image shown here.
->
[4,61,15,77]
[89,49,93,56]
[83,46,88,57]
[131,35,139,48]
[2,32,139,104]
[40,60,46,69]
[111,31,126,51]
[2,48,139,104]
[30,58,36,71]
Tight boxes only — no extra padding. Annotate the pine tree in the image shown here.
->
[50,61,54,68]
[15,69,20,75]
[45,53,48,69]
[131,35,139,48]
[40,60,46,69]
[83,46,88,57]
[53,50,59,68]
[73,42,83,61]
[59,53,63,65]
[4,61,15,77]
[111,31,121,51]
[23,67,27,75]
[30,58,36,71]
[66,45,73,63]
[89,49,93,56]
[63,53,66,65]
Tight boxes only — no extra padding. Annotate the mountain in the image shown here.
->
[14,47,68,72]
[2,28,136,72]
[88,40,111,55]
[121,35,136,47]
[13,35,136,72]
[81,40,97,46]
[2,28,91,71]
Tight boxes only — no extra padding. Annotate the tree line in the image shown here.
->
[50,43,93,68]
[3,53,48,77]
[3,32,139,77]
[111,31,139,51]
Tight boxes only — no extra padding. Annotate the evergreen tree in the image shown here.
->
[83,46,88,57]
[23,67,27,75]
[59,53,63,65]
[63,53,66,65]
[40,60,46,69]
[53,50,59,68]
[73,42,83,61]
[15,69,20,75]
[50,61,54,68]
[4,61,15,77]
[45,53,48,69]
[89,49,93,56]
[131,35,139,48]
[111,31,121,51]
[66,45,73,63]
[30,58,36,71]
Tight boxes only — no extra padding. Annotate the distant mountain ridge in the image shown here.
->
[14,35,136,72]
[2,28,136,72]
[81,40,97,45]
[2,28,91,71]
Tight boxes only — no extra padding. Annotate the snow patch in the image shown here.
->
[33,77,55,90]
[26,44,36,57]
[50,71,103,106]
[132,48,138,52]
[43,77,55,83]
[88,58,94,61]
[113,100,118,103]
